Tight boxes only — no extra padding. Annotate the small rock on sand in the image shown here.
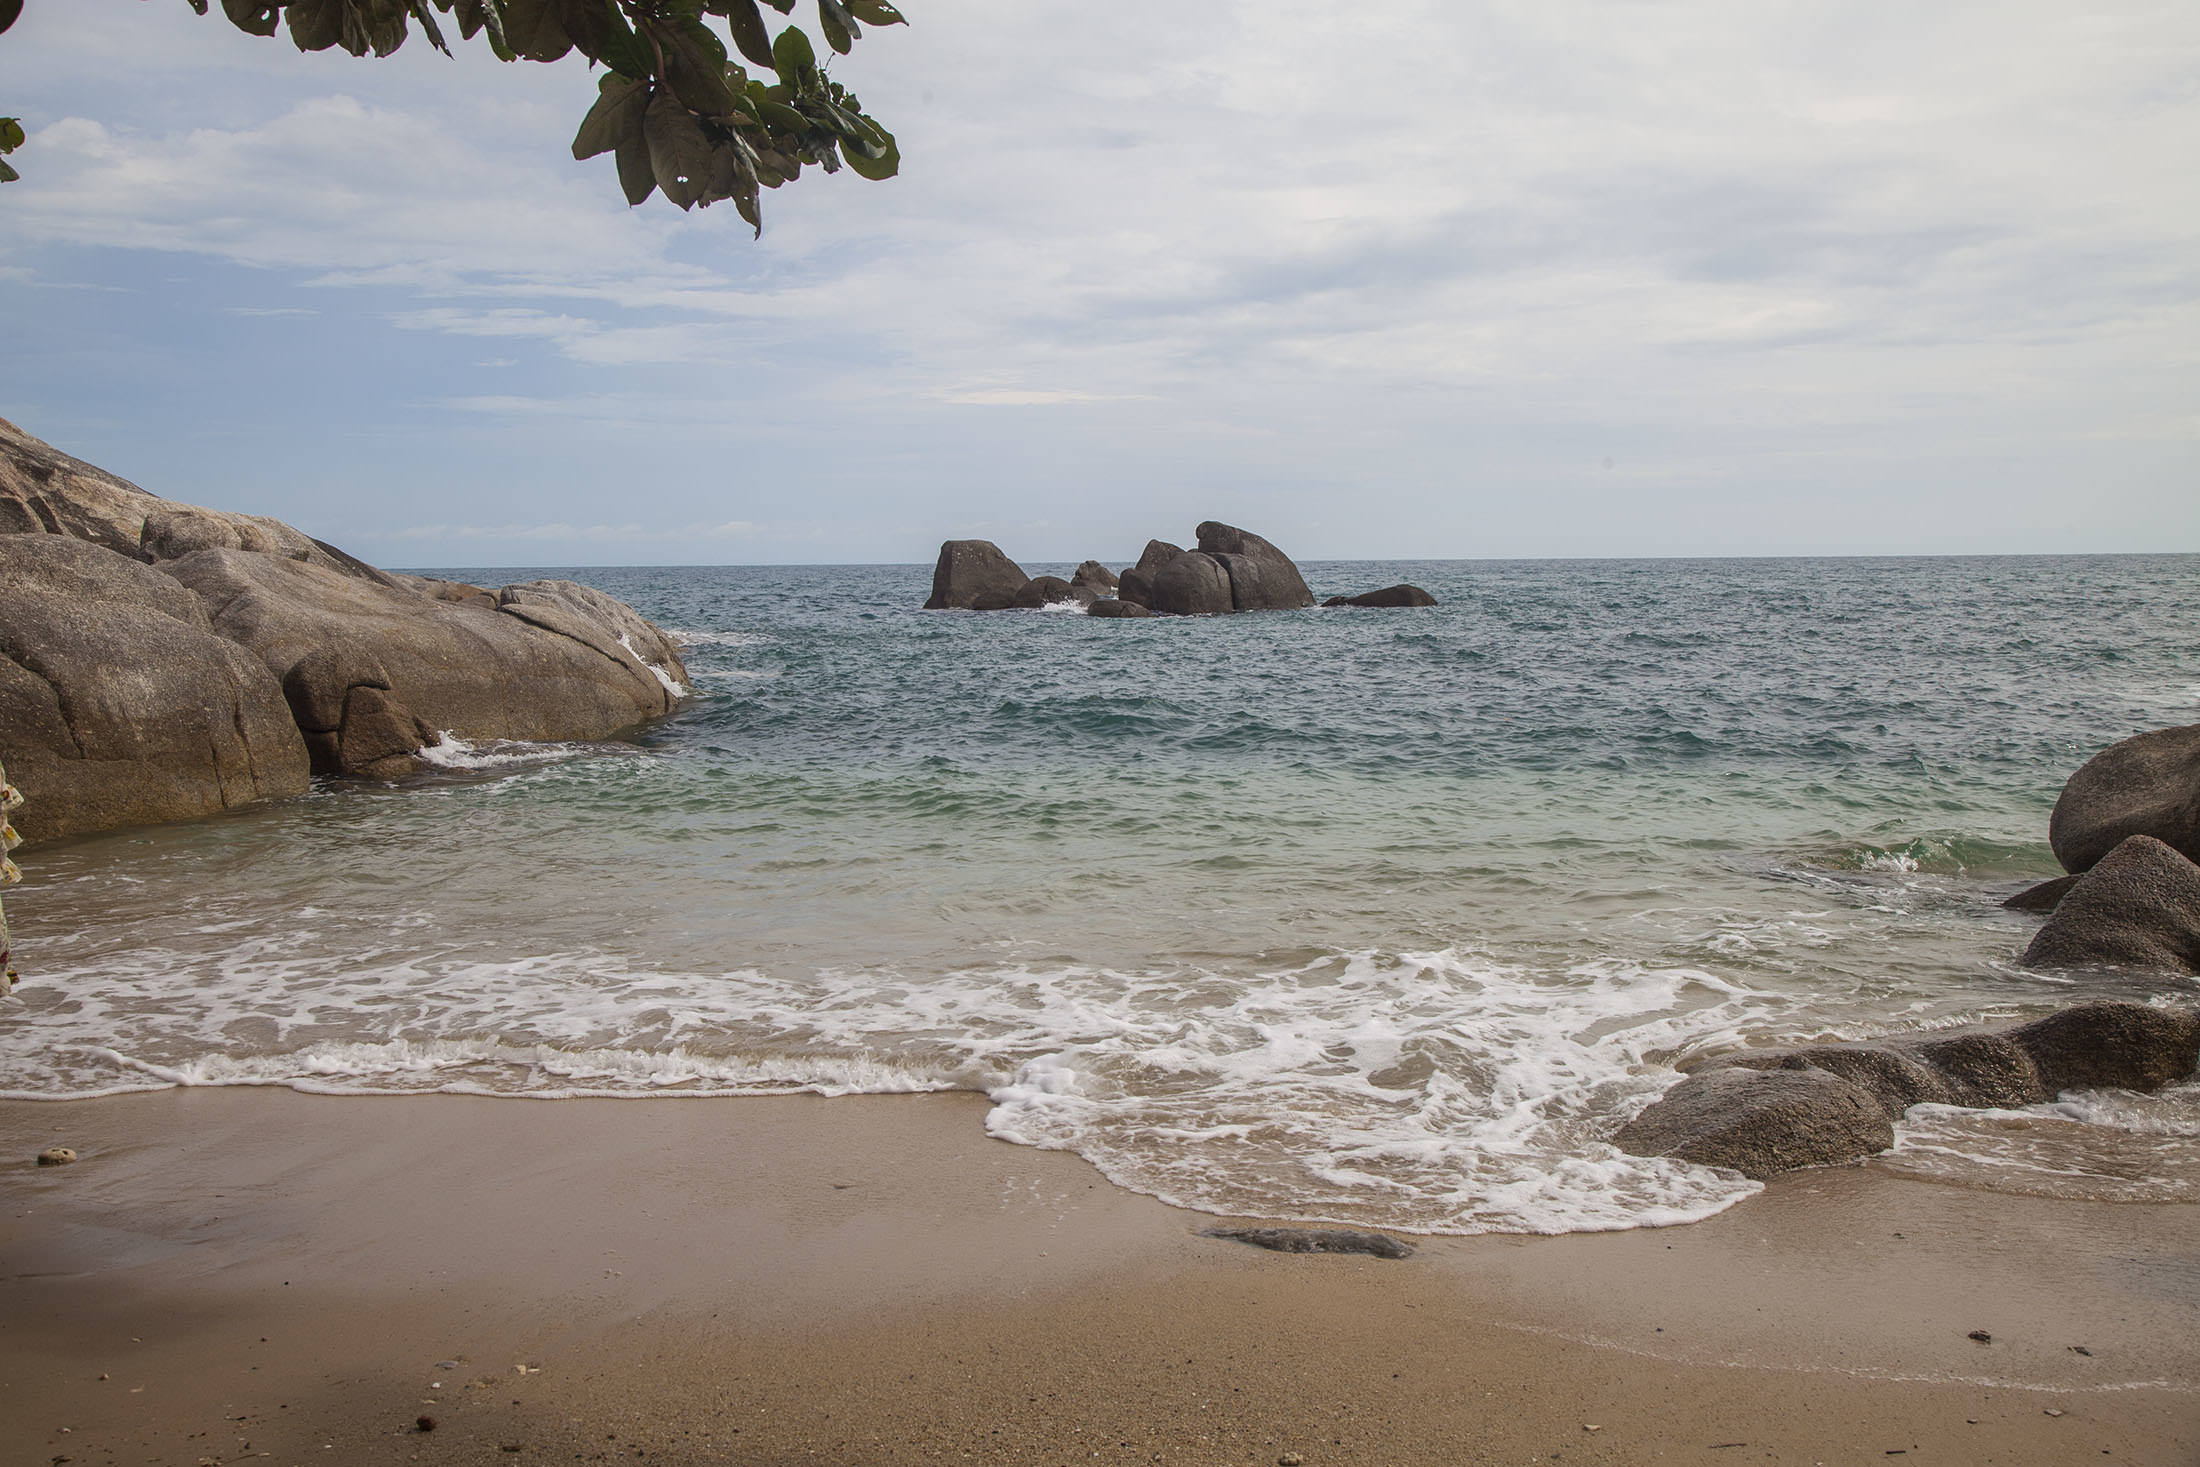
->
[36,1147,77,1166]
[1203,1226,1414,1259]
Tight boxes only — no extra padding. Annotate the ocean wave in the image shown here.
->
[415,732,592,772]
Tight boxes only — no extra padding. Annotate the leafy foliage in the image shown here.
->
[0,0,905,232]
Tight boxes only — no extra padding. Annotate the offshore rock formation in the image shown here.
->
[1616,1001,2200,1178]
[0,418,687,842]
[923,523,1318,618]
[1324,584,1438,609]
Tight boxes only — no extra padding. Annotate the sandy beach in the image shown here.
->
[2,1088,2193,1467]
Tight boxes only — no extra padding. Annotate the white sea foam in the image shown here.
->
[616,632,691,697]
[663,627,769,648]
[1874,1085,2200,1202]
[415,733,586,772]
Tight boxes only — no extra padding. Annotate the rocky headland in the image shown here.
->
[0,419,688,843]
[923,524,1435,616]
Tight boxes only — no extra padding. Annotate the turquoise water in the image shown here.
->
[4,555,2197,1231]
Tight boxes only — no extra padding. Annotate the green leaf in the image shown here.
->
[840,127,896,180]
[571,73,650,159]
[0,160,17,184]
[497,0,572,61]
[817,0,857,56]
[187,0,211,16]
[770,24,816,79]
[643,90,716,209]
[409,0,451,53]
[587,4,655,76]
[286,0,346,51]
[842,0,904,25]
[718,0,777,70]
[222,0,282,37]
[648,17,738,116]
[0,118,25,153]
[0,0,26,35]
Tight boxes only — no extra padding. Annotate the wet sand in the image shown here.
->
[2,1087,2194,1466]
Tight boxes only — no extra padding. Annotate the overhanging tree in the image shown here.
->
[0,0,905,233]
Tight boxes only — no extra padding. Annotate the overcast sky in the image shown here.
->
[2,1,2195,565]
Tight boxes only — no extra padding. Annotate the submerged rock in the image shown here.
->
[2020,835,2200,975]
[1323,585,1438,609]
[2050,724,2200,873]
[1204,1226,1415,1259]
[2003,874,2079,912]
[1615,1000,2200,1178]
[1086,599,1154,619]
[923,539,1030,611]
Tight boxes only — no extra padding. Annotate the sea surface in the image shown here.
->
[5,556,2199,1234]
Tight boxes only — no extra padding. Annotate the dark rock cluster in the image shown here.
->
[1626,726,2200,1180]
[924,524,1436,618]
[0,418,688,843]
[1617,1001,2200,1179]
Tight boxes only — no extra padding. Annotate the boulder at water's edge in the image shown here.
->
[2049,724,2200,873]
[2020,834,2200,975]
[924,540,1030,610]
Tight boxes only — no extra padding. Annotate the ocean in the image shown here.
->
[5,555,2197,1233]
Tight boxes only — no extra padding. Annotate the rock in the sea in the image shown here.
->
[1086,599,1154,619]
[1616,1000,2200,1178]
[0,535,309,840]
[1613,1066,1895,1180]
[1116,540,1183,609]
[1203,1227,1415,1259]
[0,418,689,824]
[1012,575,1084,609]
[2003,874,2079,912]
[1148,550,1235,616]
[163,548,684,780]
[923,540,1030,610]
[1194,521,1314,611]
[2020,835,2200,975]
[2049,724,2200,873]
[1323,584,1438,609]
[1071,560,1119,597]
[35,1146,78,1166]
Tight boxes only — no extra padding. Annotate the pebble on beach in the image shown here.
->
[36,1147,77,1166]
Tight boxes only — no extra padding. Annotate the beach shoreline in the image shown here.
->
[3,1087,2193,1466]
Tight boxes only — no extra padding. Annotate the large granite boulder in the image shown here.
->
[1012,575,1085,610]
[1324,585,1438,609]
[1195,521,1314,611]
[0,416,383,581]
[1115,540,1182,609]
[2020,834,2200,975]
[1,418,689,827]
[162,549,684,780]
[1616,1000,2200,1178]
[1148,550,1234,616]
[0,536,308,839]
[1070,560,1119,597]
[2050,725,2200,874]
[923,540,1029,610]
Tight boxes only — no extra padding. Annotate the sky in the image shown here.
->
[2,1,2196,566]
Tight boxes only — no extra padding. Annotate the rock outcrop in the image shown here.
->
[2003,874,2078,913]
[1148,548,1235,616]
[0,418,689,841]
[1012,575,1085,610]
[1115,540,1182,609]
[2020,835,2200,974]
[1615,1001,2200,1178]
[2050,725,2200,874]
[1071,560,1119,598]
[1324,585,1438,609]
[923,540,1030,610]
[1087,599,1154,619]
[1194,521,1315,611]
[0,536,309,840]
